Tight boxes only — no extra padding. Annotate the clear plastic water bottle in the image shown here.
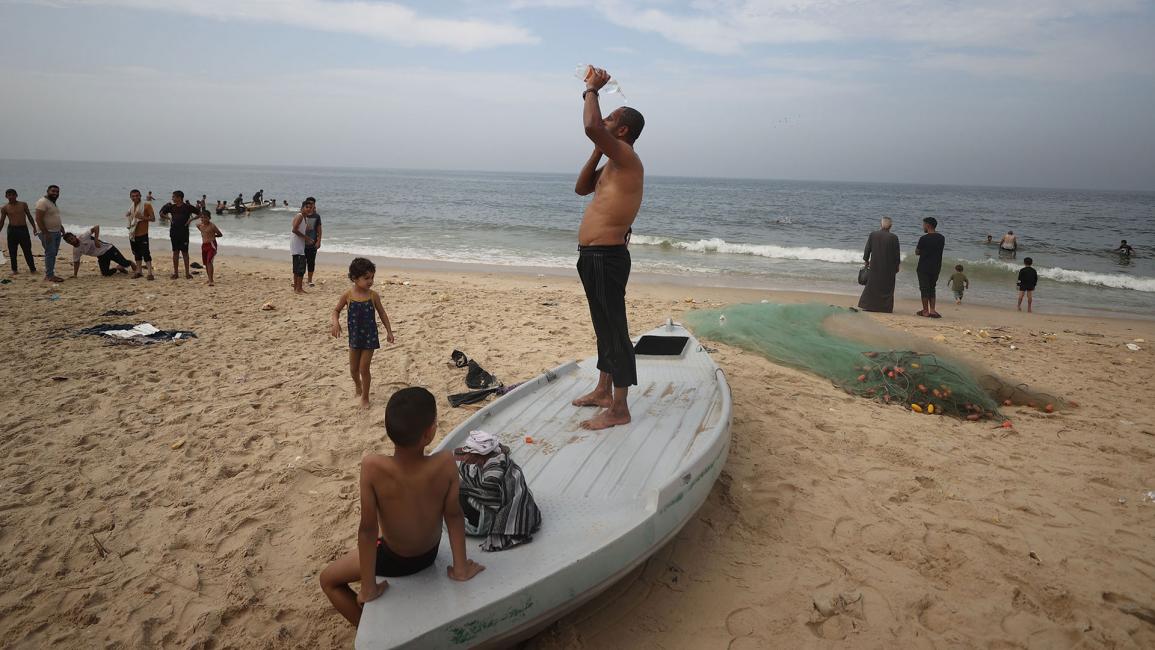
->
[574,64,627,102]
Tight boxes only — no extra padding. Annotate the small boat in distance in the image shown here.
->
[226,200,275,214]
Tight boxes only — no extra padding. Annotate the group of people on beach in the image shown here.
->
[0,186,225,285]
[858,217,1041,314]
[2,74,645,629]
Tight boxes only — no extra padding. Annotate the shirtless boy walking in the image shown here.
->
[570,66,646,431]
[196,211,223,286]
[319,387,484,626]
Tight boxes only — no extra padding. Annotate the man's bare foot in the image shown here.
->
[147,274,155,280]
[185,273,193,279]
[170,272,178,279]
[294,288,307,294]
[207,281,214,286]
[132,272,142,279]
[360,397,371,409]
[580,408,631,430]
[50,276,64,283]
[572,390,612,408]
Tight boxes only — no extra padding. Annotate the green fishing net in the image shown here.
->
[684,303,1004,420]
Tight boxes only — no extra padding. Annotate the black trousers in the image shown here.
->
[304,246,317,274]
[130,235,151,262]
[577,245,637,388]
[98,247,133,276]
[7,225,36,272]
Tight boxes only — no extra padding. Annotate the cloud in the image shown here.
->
[516,0,1152,80]
[36,0,538,50]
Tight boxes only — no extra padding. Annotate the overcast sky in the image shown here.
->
[1,0,1153,190]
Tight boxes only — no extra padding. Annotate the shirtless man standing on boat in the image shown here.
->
[570,66,646,431]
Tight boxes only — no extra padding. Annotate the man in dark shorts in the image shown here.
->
[126,189,156,280]
[570,66,646,431]
[160,190,199,279]
[915,216,945,318]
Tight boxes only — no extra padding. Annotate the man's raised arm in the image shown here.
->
[582,68,637,166]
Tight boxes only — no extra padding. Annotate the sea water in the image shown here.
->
[1,159,1151,316]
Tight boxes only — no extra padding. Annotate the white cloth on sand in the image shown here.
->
[102,323,161,339]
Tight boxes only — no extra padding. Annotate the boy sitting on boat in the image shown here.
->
[320,387,485,626]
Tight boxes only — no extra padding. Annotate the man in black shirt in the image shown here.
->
[160,190,199,279]
[915,216,945,318]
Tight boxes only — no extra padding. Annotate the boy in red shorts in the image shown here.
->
[196,210,223,286]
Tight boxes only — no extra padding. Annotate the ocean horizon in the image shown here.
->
[3,158,1152,317]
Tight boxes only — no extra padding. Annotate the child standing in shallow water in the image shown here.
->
[332,258,395,407]
[948,264,969,305]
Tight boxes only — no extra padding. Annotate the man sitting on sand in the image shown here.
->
[319,387,484,626]
[65,226,138,277]
[570,66,646,431]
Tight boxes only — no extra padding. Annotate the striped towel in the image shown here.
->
[455,444,542,552]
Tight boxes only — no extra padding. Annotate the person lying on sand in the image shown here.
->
[319,387,483,626]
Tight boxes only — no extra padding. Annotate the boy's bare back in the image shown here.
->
[363,451,456,555]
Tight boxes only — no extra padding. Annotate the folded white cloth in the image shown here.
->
[461,430,499,455]
[102,323,160,339]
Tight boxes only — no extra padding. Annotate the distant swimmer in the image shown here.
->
[570,65,646,431]
[1116,240,1135,257]
[999,230,1018,254]
[985,234,994,244]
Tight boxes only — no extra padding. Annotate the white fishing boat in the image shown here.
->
[355,321,732,649]
[225,200,274,214]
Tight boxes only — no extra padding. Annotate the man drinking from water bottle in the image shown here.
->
[570,66,646,431]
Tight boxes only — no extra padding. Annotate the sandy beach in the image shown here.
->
[1,247,1153,649]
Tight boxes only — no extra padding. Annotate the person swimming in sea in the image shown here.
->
[1116,240,1135,257]
[998,230,1018,256]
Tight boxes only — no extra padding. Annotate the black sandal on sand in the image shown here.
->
[928,312,942,318]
